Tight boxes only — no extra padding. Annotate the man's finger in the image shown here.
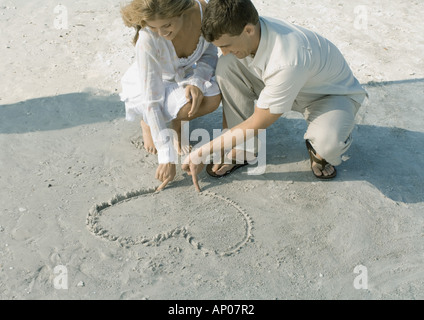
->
[156,178,171,192]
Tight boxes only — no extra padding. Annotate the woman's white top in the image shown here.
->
[120,0,219,164]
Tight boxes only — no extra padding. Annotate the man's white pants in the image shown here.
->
[216,54,364,166]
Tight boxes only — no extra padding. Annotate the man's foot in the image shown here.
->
[305,140,337,179]
[311,158,336,178]
[140,120,157,154]
[207,149,256,177]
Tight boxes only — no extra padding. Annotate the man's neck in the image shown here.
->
[250,21,261,57]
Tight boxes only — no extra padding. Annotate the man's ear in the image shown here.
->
[244,23,255,35]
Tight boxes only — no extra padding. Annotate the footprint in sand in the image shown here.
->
[86,188,253,256]
[130,134,144,150]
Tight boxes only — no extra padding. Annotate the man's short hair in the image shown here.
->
[202,0,259,42]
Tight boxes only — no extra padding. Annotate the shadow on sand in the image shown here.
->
[192,112,424,204]
[189,78,424,204]
[0,91,124,134]
[1,80,423,203]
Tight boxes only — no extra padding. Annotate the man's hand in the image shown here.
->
[185,85,203,118]
[182,153,204,192]
[156,163,176,191]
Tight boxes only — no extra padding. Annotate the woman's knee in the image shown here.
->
[205,94,221,111]
[175,94,221,120]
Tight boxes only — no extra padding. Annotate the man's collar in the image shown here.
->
[248,17,267,69]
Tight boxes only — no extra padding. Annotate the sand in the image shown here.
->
[0,0,423,300]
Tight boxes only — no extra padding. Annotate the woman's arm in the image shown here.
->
[136,31,178,164]
[201,107,282,161]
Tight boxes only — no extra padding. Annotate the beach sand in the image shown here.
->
[0,0,423,299]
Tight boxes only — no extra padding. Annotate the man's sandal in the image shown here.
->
[305,140,337,180]
[206,151,250,178]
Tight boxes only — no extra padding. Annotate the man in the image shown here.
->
[182,0,367,191]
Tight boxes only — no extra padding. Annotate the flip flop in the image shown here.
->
[206,150,251,178]
[206,161,249,178]
[305,140,337,180]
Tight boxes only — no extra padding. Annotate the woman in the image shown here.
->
[120,0,221,190]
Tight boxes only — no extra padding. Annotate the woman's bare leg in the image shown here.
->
[140,94,221,156]
[171,94,221,154]
[140,119,157,154]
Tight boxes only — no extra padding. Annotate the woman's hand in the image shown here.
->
[156,163,176,191]
[185,85,204,118]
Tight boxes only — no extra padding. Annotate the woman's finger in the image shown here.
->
[156,177,171,192]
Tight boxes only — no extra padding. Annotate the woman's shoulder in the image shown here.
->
[136,27,171,51]
[136,28,159,45]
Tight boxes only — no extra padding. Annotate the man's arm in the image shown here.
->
[182,107,282,191]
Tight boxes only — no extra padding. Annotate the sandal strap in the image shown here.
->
[306,140,330,170]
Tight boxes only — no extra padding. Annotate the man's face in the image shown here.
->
[212,29,253,59]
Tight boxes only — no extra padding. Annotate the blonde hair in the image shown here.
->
[121,0,196,45]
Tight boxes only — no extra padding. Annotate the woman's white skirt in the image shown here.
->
[120,63,220,123]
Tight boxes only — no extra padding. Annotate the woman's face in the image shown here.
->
[145,16,184,40]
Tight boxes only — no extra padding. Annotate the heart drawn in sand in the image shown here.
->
[86,189,253,256]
